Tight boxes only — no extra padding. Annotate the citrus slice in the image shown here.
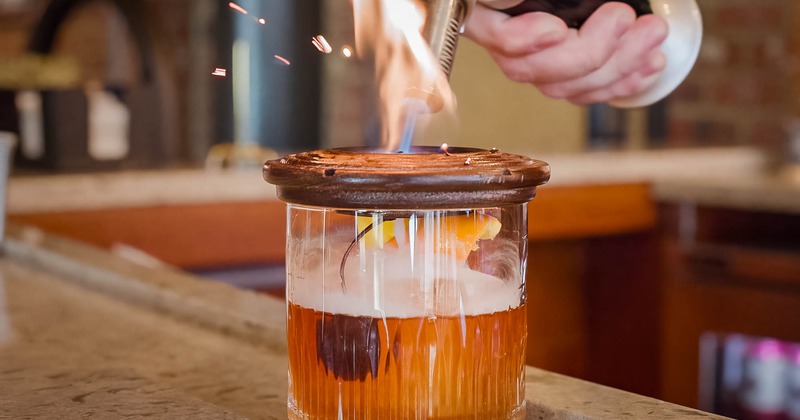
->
[356,213,501,262]
[428,214,501,261]
[356,217,399,248]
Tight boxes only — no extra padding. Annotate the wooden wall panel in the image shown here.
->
[11,183,656,270]
[530,184,656,240]
[526,240,589,379]
[10,200,287,269]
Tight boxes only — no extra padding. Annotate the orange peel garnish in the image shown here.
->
[356,217,399,248]
[428,214,501,261]
[356,214,501,262]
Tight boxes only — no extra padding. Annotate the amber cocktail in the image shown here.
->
[264,146,550,419]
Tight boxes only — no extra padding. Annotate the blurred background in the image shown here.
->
[3,0,798,160]
[2,0,800,419]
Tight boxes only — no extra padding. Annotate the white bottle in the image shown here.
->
[787,345,800,420]
[740,340,788,419]
[86,82,130,161]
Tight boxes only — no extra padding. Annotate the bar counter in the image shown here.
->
[0,225,727,419]
[7,147,768,270]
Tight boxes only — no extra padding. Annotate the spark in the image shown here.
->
[342,46,353,58]
[212,67,227,77]
[228,2,248,15]
[312,35,333,54]
[274,55,291,65]
[440,143,451,156]
[258,18,266,24]
[464,157,472,165]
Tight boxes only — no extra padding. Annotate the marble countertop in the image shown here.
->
[8,147,771,215]
[8,168,278,215]
[0,224,727,419]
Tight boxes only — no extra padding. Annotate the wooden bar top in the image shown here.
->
[7,147,766,269]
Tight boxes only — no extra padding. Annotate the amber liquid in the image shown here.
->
[287,301,527,419]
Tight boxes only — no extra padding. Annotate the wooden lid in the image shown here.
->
[264,146,550,209]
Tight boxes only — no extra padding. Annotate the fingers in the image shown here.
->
[464,3,570,57]
[536,15,668,99]
[568,69,662,104]
[490,3,640,85]
[466,1,670,104]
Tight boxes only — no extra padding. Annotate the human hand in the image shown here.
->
[463,2,669,105]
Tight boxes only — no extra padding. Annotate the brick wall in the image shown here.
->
[666,0,796,150]
[0,1,44,57]
[0,0,192,162]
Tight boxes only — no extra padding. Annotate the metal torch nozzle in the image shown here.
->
[396,0,474,149]
[422,0,474,79]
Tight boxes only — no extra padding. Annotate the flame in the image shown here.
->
[353,0,455,151]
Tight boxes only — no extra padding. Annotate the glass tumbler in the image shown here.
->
[264,146,550,419]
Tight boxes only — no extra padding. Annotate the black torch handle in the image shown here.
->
[498,0,653,28]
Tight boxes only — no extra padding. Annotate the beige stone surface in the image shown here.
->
[524,369,726,419]
[0,261,282,419]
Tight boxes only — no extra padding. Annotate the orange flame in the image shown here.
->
[353,0,455,151]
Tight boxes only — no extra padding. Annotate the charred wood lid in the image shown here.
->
[263,146,550,209]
